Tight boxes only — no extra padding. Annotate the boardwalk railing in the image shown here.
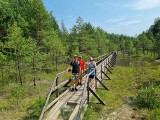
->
[39,70,70,120]
[39,52,117,120]
[75,52,117,120]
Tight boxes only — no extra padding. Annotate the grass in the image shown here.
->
[0,64,71,120]
[83,55,160,120]
[0,54,159,120]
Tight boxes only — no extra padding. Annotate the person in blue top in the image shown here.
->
[86,57,96,84]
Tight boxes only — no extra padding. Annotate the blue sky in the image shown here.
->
[42,0,160,36]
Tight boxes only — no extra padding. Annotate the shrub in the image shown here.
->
[134,85,160,109]
[24,97,45,120]
[149,108,160,120]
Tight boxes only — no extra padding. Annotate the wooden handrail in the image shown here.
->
[76,52,116,119]
[39,52,116,120]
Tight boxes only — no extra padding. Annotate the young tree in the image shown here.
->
[133,38,141,56]
[6,23,32,85]
[0,41,7,88]
[148,18,160,57]
[124,40,133,56]
[59,20,69,53]
[42,28,65,72]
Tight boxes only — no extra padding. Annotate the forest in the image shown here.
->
[0,0,160,119]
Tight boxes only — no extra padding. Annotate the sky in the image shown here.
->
[42,0,160,36]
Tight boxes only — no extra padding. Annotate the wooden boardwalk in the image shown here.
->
[39,52,117,120]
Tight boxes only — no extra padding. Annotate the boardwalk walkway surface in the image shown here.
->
[39,52,117,120]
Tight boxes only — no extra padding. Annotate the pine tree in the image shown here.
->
[6,23,32,85]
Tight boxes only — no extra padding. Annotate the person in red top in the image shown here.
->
[78,56,85,86]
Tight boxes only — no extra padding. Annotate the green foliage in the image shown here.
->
[0,0,160,119]
[148,17,160,57]
[134,85,160,109]
[149,108,160,120]
[84,55,160,120]
[6,22,31,57]
[11,86,26,99]
[24,97,45,120]
[10,86,27,106]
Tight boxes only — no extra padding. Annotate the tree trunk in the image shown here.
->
[32,57,36,87]
[123,50,124,56]
[1,67,4,88]
[17,59,22,85]
[16,54,22,85]
[136,48,138,55]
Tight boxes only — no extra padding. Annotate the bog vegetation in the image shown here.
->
[84,55,160,120]
[0,0,160,119]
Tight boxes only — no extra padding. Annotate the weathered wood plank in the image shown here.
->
[69,104,80,120]
[44,89,70,112]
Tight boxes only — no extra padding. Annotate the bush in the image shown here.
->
[11,86,26,98]
[134,85,160,109]
[150,108,160,120]
[24,97,45,120]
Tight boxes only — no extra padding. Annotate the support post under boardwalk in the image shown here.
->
[87,82,90,104]
[101,70,111,80]
[109,61,114,67]
[107,63,113,70]
[95,72,97,89]
[95,77,109,90]
[56,77,59,97]
[111,58,116,65]
[64,78,71,87]
[89,87,105,105]
[104,66,112,74]
[101,64,102,79]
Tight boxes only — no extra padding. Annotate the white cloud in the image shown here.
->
[118,20,142,26]
[128,0,160,10]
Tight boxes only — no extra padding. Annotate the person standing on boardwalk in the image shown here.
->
[86,57,96,86]
[67,55,80,92]
[78,56,85,86]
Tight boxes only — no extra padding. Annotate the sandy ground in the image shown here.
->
[105,104,142,120]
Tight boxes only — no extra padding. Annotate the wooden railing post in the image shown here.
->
[95,72,97,89]
[87,81,90,104]
[56,77,59,97]
[101,64,102,79]
[104,56,107,74]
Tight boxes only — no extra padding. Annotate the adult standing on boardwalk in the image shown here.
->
[78,56,85,86]
[67,55,80,92]
[86,57,96,86]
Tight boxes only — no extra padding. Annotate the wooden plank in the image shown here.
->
[45,90,73,120]
[40,52,116,120]
[39,76,57,120]
[44,89,69,112]
[69,104,80,120]
[44,101,63,120]
[40,71,68,120]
